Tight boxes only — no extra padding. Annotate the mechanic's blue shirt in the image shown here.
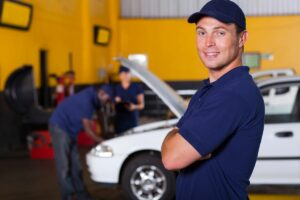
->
[114,83,144,134]
[176,66,265,200]
[49,87,101,138]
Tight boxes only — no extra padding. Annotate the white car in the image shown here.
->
[176,68,296,115]
[87,58,300,200]
[253,68,297,115]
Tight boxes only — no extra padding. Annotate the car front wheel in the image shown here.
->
[121,153,176,200]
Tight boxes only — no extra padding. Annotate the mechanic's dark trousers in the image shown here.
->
[49,125,91,200]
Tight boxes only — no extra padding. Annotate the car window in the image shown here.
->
[261,87,291,99]
[261,83,300,124]
[275,86,290,95]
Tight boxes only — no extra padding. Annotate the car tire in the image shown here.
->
[121,153,176,200]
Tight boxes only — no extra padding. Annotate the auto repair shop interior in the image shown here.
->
[1,0,300,200]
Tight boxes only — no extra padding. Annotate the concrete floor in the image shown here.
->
[0,147,124,200]
[1,147,300,200]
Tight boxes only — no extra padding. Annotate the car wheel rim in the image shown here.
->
[130,165,167,200]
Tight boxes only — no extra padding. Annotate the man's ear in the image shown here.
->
[239,30,248,48]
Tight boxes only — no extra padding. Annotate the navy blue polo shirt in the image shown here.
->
[176,66,265,200]
[49,87,101,138]
[114,83,144,134]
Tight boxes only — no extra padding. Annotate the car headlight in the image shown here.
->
[91,144,114,158]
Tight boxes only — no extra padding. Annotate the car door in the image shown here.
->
[251,81,300,184]
[263,85,299,115]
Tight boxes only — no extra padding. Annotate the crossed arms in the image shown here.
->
[161,128,211,170]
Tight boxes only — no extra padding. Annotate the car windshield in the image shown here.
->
[116,57,187,118]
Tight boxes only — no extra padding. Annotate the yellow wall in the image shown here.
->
[119,16,300,81]
[247,16,300,72]
[0,0,117,90]
[81,0,117,84]
[119,19,203,81]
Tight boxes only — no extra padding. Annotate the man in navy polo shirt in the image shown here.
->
[49,86,110,200]
[161,0,265,199]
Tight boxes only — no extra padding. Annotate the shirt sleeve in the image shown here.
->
[176,114,186,128]
[177,93,198,128]
[136,83,144,95]
[178,92,250,157]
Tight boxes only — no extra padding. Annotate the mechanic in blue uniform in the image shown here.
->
[114,66,145,134]
[161,1,265,199]
[49,86,110,200]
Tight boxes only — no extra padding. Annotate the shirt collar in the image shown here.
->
[203,66,249,87]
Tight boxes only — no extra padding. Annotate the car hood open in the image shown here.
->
[116,57,187,118]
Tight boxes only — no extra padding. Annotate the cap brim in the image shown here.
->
[187,11,233,25]
[188,12,205,23]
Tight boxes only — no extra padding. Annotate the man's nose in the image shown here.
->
[205,34,215,47]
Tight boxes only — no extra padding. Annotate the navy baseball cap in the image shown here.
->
[118,65,130,74]
[188,0,246,30]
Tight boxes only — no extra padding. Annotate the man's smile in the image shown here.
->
[203,51,220,58]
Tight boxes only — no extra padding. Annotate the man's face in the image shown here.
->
[195,17,247,71]
[119,71,131,83]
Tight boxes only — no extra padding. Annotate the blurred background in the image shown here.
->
[1,0,300,200]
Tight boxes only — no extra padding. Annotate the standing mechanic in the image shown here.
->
[49,86,110,200]
[114,66,145,134]
[161,0,265,199]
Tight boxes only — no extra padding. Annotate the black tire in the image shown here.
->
[121,153,176,200]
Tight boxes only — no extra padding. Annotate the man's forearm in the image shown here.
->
[161,128,211,170]
[134,102,145,110]
[161,128,183,170]
[85,128,100,142]
[162,128,178,151]
[82,119,103,143]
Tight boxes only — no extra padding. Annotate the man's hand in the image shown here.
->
[115,96,122,103]
[127,103,137,111]
[161,128,211,171]
[94,136,104,143]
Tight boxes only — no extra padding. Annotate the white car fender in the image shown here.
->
[87,128,172,183]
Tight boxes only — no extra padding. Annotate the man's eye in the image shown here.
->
[217,31,226,36]
[197,31,206,36]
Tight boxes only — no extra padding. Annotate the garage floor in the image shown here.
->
[1,147,300,200]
